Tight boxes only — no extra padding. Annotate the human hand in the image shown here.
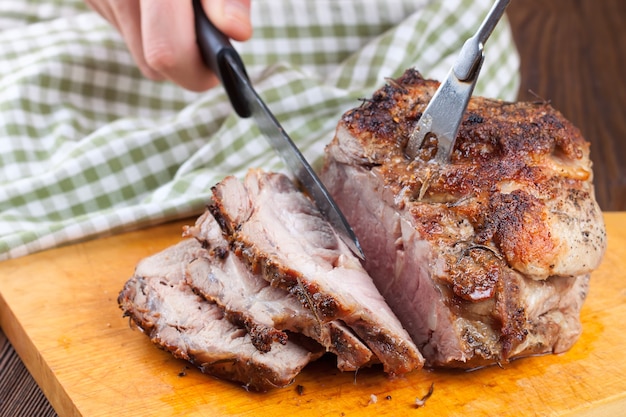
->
[85,0,252,91]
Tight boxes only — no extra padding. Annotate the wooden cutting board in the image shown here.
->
[1,213,625,417]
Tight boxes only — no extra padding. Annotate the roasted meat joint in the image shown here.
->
[118,69,607,390]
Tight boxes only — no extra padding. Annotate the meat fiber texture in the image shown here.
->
[206,169,423,374]
[118,239,322,391]
[320,68,607,369]
[118,169,422,390]
[183,210,376,371]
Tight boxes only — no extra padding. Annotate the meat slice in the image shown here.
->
[118,239,321,391]
[320,69,607,368]
[183,210,375,371]
[209,169,424,375]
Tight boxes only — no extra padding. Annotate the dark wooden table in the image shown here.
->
[1,1,624,416]
[507,0,626,211]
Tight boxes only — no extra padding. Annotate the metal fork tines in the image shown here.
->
[405,0,511,163]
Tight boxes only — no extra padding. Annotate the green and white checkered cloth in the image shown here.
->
[0,0,519,260]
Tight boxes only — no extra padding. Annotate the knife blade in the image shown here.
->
[192,0,364,260]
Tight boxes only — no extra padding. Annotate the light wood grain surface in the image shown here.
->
[0,212,624,417]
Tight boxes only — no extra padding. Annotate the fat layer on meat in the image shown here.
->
[183,210,375,371]
[209,169,424,375]
[320,69,606,368]
[118,239,321,391]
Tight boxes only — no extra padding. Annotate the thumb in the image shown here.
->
[203,0,252,41]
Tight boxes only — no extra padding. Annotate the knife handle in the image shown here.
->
[192,0,251,117]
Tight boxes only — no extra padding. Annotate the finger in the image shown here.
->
[87,0,165,81]
[85,0,115,25]
[108,0,165,81]
[202,0,252,41]
[139,0,219,91]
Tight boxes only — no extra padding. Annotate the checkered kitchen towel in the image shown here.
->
[0,0,519,260]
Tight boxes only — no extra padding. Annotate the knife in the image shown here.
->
[192,0,364,260]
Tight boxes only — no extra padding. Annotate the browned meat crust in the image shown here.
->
[321,69,606,368]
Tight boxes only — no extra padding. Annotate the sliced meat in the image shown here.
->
[183,210,375,371]
[320,68,606,368]
[208,169,424,375]
[118,239,321,391]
